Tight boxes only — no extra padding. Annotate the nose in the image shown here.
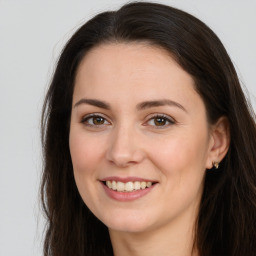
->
[106,124,145,168]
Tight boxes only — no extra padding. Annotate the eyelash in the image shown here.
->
[145,114,175,128]
[81,114,111,127]
[81,113,175,128]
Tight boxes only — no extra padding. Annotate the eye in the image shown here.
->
[146,114,175,128]
[81,114,110,127]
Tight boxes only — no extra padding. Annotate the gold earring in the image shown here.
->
[212,161,219,169]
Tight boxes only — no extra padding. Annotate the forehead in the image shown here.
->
[73,43,202,112]
[76,42,183,83]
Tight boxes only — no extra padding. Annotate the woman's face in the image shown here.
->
[69,43,215,234]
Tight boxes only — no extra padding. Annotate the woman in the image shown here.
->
[41,2,256,255]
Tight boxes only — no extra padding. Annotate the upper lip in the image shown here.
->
[100,176,158,183]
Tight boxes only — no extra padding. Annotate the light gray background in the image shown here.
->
[0,0,255,255]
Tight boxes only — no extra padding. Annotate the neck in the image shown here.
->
[109,212,199,256]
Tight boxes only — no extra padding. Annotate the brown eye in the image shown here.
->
[93,116,105,125]
[154,117,167,126]
[82,115,110,127]
[146,114,175,128]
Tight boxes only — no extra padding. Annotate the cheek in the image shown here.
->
[147,129,209,214]
[69,128,106,209]
[69,128,106,175]
[148,128,209,178]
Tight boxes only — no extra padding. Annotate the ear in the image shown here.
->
[206,116,230,169]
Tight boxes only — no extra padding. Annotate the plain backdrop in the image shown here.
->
[0,0,255,255]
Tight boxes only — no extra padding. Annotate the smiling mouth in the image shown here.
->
[102,180,157,192]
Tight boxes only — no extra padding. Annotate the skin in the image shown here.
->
[69,43,229,256]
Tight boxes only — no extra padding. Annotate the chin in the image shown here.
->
[108,222,150,234]
[102,212,154,233]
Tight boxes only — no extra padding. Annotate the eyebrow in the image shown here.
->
[74,98,111,109]
[74,98,187,112]
[136,99,187,112]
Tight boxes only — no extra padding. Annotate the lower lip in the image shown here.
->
[101,183,156,201]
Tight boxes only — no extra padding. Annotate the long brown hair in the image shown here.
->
[41,2,256,255]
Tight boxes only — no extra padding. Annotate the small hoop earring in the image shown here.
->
[212,161,219,169]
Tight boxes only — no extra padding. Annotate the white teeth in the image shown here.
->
[116,181,125,192]
[105,180,154,192]
[125,181,134,192]
[106,181,112,189]
[112,181,117,190]
[146,182,152,187]
[140,181,146,189]
[134,181,140,190]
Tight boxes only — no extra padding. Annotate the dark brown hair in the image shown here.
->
[41,2,256,255]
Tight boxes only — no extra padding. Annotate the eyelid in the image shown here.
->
[81,113,111,126]
[80,112,176,128]
[144,113,176,128]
